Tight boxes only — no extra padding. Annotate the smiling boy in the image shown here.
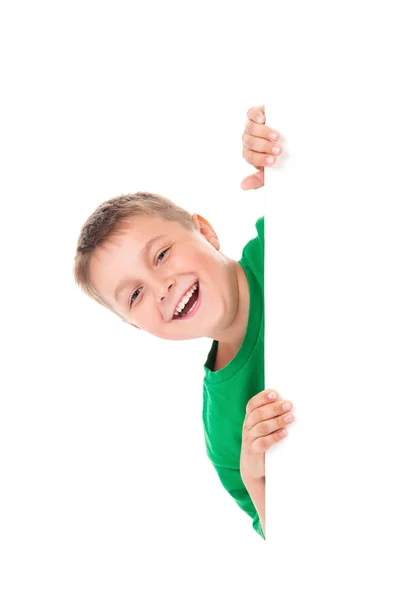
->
[74,106,295,539]
[88,210,250,354]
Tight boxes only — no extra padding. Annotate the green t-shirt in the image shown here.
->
[202,216,265,539]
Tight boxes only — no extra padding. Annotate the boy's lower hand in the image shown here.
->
[241,105,283,191]
[240,389,294,481]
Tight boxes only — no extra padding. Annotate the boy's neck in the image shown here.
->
[214,261,250,363]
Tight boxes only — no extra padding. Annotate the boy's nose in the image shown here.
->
[158,281,174,302]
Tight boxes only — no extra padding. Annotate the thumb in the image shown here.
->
[241,169,265,190]
[258,105,266,123]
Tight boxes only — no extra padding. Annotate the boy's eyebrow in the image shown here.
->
[114,234,167,301]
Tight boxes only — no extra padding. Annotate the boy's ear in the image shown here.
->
[192,213,213,234]
[192,213,220,250]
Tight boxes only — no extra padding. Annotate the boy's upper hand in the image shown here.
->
[240,389,294,481]
[241,105,283,190]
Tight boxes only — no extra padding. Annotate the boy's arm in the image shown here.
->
[209,461,265,539]
[242,475,266,539]
[241,389,295,540]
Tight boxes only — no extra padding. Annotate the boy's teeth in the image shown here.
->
[174,283,198,316]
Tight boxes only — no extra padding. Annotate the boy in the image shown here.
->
[73,106,295,540]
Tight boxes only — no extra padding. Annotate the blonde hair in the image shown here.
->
[73,192,195,317]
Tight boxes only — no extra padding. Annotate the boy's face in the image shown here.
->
[89,213,241,341]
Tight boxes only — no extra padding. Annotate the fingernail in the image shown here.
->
[279,429,288,437]
[272,146,281,155]
[268,391,277,400]
[269,132,278,141]
[267,156,275,165]
[282,401,291,411]
[284,414,294,423]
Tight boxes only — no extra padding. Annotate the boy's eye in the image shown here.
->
[157,248,169,263]
[129,247,170,308]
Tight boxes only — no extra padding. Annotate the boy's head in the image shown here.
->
[74,192,242,342]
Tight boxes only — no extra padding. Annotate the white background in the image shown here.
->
[1,1,397,599]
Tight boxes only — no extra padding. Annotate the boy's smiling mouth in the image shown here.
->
[172,281,200,320]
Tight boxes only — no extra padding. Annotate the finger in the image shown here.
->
[247,105,266,124]
[245,400,293,430]
[251,428,288,453]
[242,146,278,168]
[241,170,264,190]
[245,389,278,415]
[244,118,280,142]
[242,132,283,156]
[248,411,295,441]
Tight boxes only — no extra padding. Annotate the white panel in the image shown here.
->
[262,2,398,597]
